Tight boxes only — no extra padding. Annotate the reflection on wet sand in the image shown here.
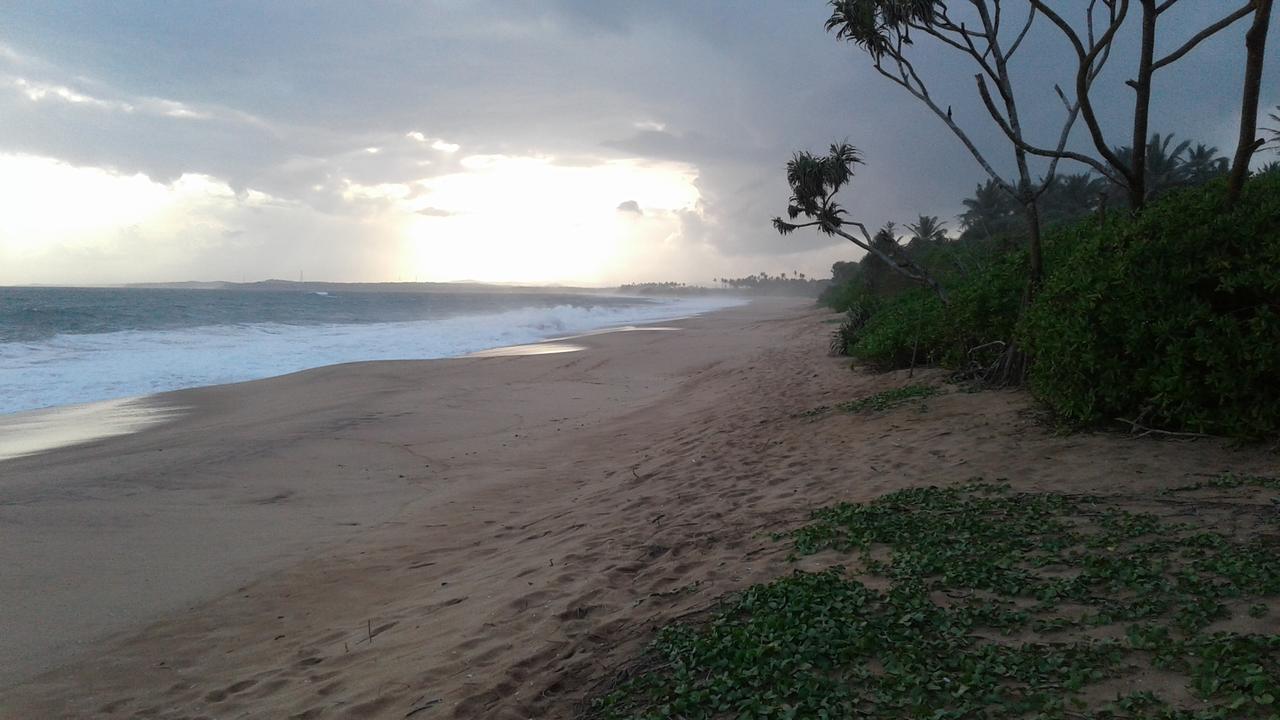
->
[468,342,587,358]
[468,325,684,358]
[0,398,182,463]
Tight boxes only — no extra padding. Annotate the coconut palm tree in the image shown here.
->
[1040,173,1107,226]
[959,180,1016,241]
[905,215,948,247]
[1180,144,1229,186]
[1264,106,1280,154]
[1111,133,1192,200]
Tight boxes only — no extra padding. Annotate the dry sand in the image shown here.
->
[1,299,1275,719]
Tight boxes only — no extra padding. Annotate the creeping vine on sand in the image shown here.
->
[590,477,1280,719]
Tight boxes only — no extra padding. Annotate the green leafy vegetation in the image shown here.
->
[821,171,1280,438]
[590,480,1280,719]
[836,384,938,413]
[798,384,938,418]
[1020,175,1280,437]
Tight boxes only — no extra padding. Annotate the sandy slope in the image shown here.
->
[2,299,1274,719]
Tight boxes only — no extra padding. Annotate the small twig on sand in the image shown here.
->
[1116,418,1216,440]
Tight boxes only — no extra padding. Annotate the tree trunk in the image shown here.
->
[1228,0,1274,204]
[1024,201,1045,291]
[1130,0,1158,210]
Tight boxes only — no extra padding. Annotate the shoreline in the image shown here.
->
[4,297,1273,718]
[0,291,747,417]
[0,309,729,463]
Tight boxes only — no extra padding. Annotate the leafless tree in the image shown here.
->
[996,1,1264,209]
[827,1,1119,288]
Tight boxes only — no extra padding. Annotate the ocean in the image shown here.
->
[0,287,744,415]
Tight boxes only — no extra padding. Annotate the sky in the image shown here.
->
[0,1,1276,286]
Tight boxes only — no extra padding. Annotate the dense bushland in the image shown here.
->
[1022,174,1280,437]
[823,171,1280,437]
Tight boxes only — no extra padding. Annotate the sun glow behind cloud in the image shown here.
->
[401,155,701,283]
[0,151,704,285]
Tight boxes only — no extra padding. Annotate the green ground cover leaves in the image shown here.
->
[591,479,1280,719]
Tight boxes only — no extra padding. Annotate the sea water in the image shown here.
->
[0,287,743,415]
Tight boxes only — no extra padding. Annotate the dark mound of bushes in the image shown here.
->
[1021,175,1280,437]
[835,242,1030,373]
[824,174,1280,438]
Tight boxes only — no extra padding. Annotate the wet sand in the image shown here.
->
[2,298,1274,718]
[0,398,183,463]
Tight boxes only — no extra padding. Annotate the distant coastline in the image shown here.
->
[123,279,612,295]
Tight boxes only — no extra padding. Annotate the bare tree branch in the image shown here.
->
[871,57,1016,196]
[1151,3,1254,72]
[1004,5,1037,61]
[975,75,1123,183]
[1030,0,1134,185]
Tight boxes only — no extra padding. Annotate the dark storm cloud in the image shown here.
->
[0,1,1275,270]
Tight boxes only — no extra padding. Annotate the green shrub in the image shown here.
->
[1019,175,1280,437]
[848,247,1028,370]
[847,288,947,368]
[818,274,871,312]
[828,292,881,355]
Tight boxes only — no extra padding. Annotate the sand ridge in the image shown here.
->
[2,300,1274,718]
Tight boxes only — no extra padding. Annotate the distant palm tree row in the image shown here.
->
[958,133,1232,242]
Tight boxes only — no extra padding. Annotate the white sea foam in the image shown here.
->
[0,296,745,414]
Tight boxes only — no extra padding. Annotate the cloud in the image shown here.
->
[0,1,1273,284]
[616,200,642,214]
[603,129,745,164]
[406,131,460,154]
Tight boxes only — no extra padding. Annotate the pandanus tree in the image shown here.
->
[772,143,948,303]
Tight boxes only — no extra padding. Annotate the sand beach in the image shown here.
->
[1,299,1274,719]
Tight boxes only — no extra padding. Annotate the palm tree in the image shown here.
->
[1180,144,1229,186]
[905,215,948,247]
[1112,133,1191,200]
[1042,173,1108,225]
[959,180,1016,241]
[1264,106,1280,154]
